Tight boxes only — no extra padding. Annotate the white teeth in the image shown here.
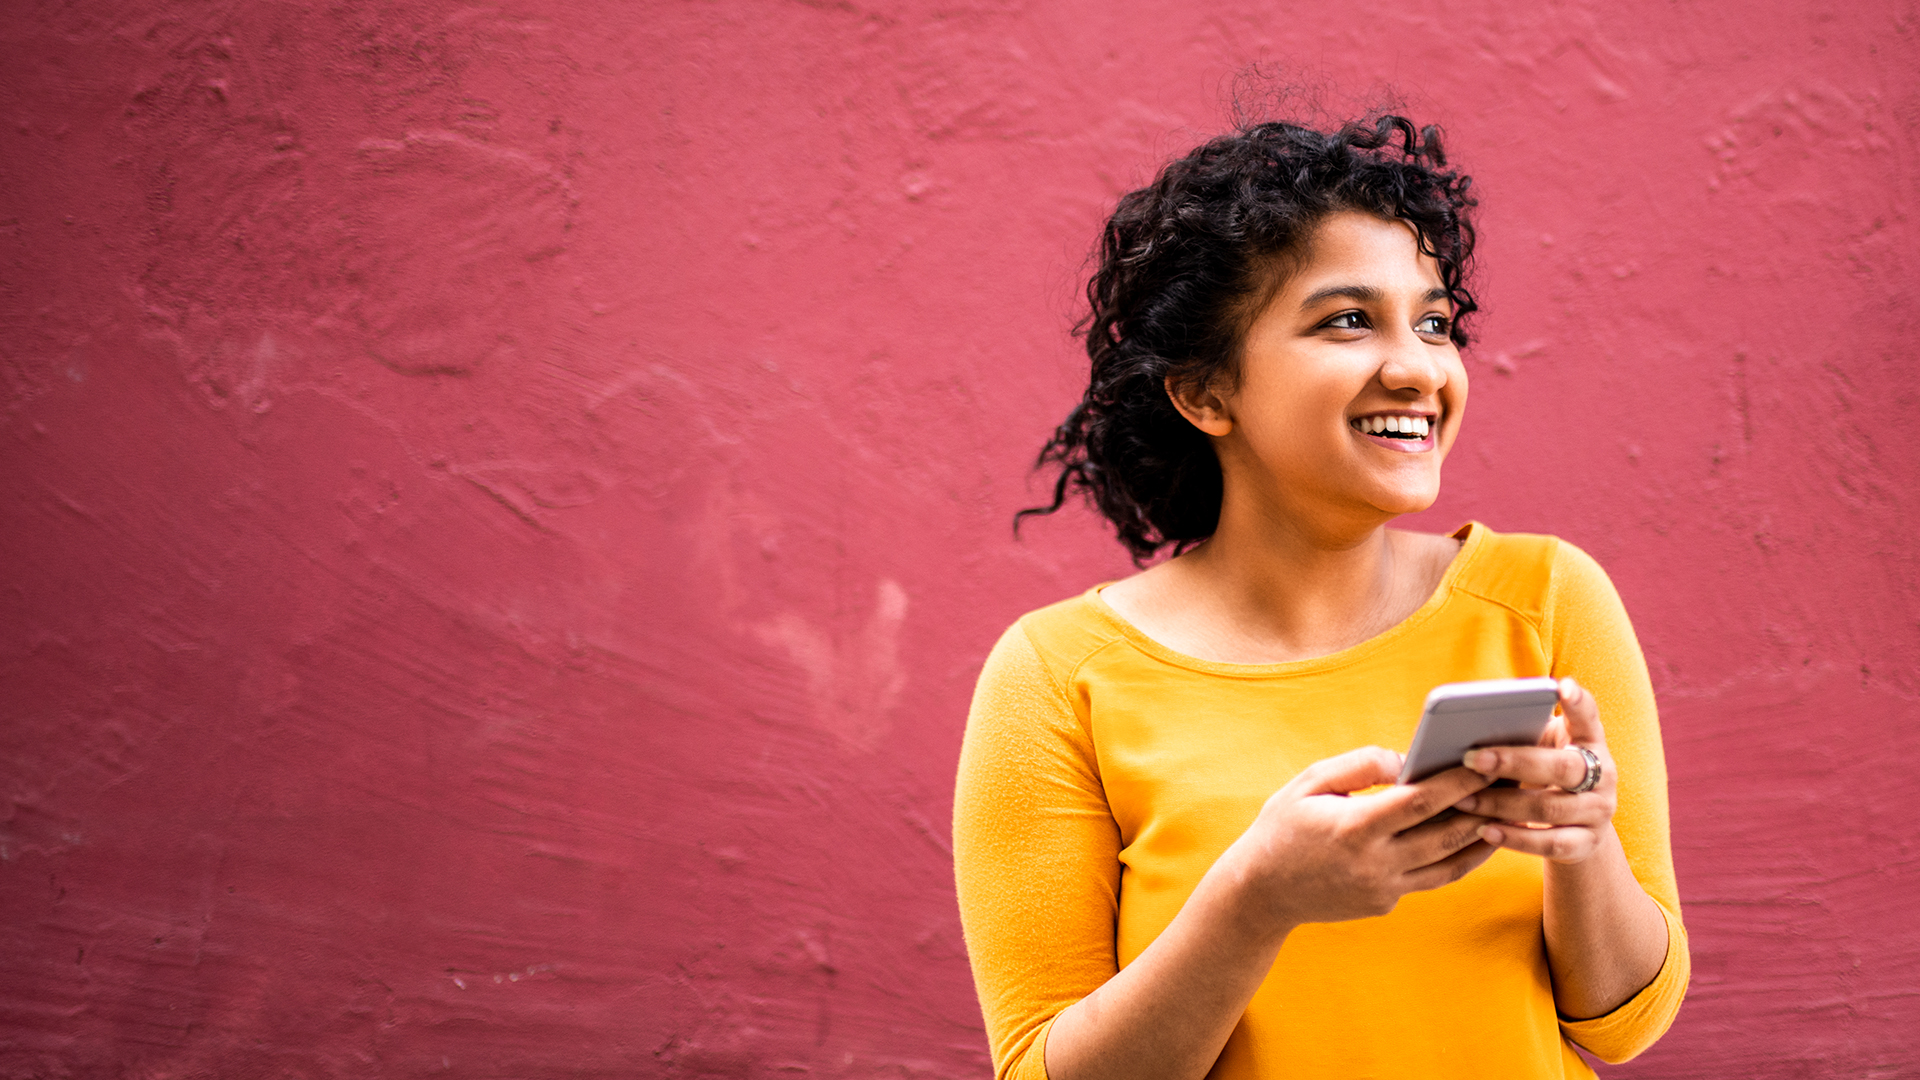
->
[1353,415,1433,438]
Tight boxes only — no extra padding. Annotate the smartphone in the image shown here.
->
[1398,677,1560,785]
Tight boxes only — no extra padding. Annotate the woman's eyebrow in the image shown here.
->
[1300,284,1382,307]
[1299,285,1452,307]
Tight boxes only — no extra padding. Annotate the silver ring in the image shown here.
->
[1567,746,1602,794]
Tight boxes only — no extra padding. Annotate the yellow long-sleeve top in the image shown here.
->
[954,524,1688,1079]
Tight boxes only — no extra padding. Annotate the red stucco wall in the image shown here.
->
[3,2,1916,1076]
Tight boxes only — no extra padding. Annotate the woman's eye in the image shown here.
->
[1417,314,1451,336]
[1325,311,1367,330]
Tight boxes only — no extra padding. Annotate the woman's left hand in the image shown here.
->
[1449,677,1616,863]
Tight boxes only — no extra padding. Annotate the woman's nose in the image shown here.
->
[1377,330,1450,394]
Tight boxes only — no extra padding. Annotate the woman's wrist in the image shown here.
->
[1043,835,1300,1080]
[1542,821,1669,1018]
[1206,835,1302,950]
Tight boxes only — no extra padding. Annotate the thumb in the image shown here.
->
[1287,746,1404,797]
[1558,677,1606,747]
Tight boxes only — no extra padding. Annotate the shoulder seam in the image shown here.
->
[1065,634,1135,690]
[1449,581,1547,631]
[1017,616,1130,745]
[1453,531,1560,661]
[1014,618,1080,706]
[1013,614,1121,764]
[1538,537,1563,660]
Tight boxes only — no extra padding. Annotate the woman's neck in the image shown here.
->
[1099,502,1458,665]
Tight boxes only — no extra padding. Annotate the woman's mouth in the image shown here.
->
[1349,413,1435,450]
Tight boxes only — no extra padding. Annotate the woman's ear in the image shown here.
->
[1165,372,1234,437]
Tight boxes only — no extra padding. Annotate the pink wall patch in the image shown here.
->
[2,1,1915,1076]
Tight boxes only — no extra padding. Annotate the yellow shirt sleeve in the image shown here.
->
[953,622,1120,1080]
[1543,540,1691,1062]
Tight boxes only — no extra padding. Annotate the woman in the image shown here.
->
[952,116,1688,1079]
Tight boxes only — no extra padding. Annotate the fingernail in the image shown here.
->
[1453,795,1477,812]
[1464,750,1495,772]
[1479,825,1504,845]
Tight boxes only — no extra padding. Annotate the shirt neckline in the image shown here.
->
[1082,521,1488,678]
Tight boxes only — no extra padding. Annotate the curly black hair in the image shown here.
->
[1020,114,1479,563]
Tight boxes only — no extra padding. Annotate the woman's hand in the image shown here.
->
[1046,745,1501,1080]
[1443,676,1670,1019]
[1447,677,1616,861]
[1224,745,1499,931]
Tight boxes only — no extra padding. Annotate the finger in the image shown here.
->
[1370,766,1494,831]
[1400,837,1497,892]
[1287,746,1404,797]
[1477,822,1600,863]
[1537,715,1569,750]
[1557,677,1606,747]
[1462,745,1595,790]
[1391,804,1493,866]
[1452,787,1604,827]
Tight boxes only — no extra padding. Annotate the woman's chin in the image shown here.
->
[1369,482,1441,518]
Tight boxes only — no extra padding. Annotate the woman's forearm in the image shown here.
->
[1045,749,1497,1080]
[1045,845,1293,1080]
[1460,681,1671,1021]
[1542,822,1670,1019]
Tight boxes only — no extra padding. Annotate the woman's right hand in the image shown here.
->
[1224,746,1500,930]
[1044,746,1499,1080]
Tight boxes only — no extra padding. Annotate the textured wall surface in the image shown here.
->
[2,1,1916,1077]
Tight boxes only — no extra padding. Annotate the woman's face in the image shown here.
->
[1201,210,1468,525]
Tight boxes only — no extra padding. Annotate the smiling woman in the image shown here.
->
[1186,213,1465,546]
[955,117,1687,1079]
